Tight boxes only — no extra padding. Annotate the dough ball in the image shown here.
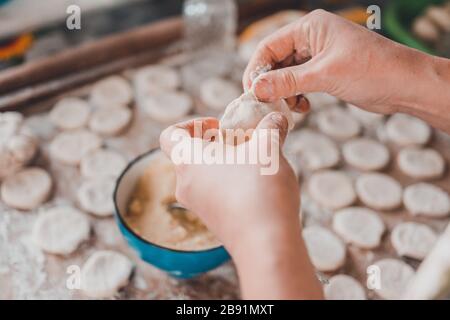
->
[90,76,133,108]
[133,64,180,95]
[397,147,445,180]
[385,114,431,146]
[333,207,385,249]
[346,103,384,127]
[303,225,346,272]
[342,138,390,171]
[138,91,193,123]
[305,92,340,110]
[412,16,440,43]
[373,258,415,300]
[356,173,402,211]
[324,274,366,300]
[81,250,133,298]
[49,97,90,130]
[391,222,438,260]
[403,183,449,218]
[199,77,241,111]
[89,106,132,137]
[317,107,361,140]
[426,6,450,32]
[308,170,356,210]
[1,167,52,210]
[77,177,116,217]
[0,112,38,179]
[80,149,127,178]
[32,205,90,255]
[49,130,102,165]
[284,129,340,171]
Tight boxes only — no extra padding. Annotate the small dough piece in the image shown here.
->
[391,222,438,260]
[199,77,241,111]
[397,147,445,180]
[333,207,385,249]
[89,106,132,137]
[1,167,52,210]
[32,206,90,255]
[356,173,402,210]
[133,64,180,95]
[412,16,441,43]
[306,92,340,110]
[80,149,127,178]
[324,275,366,300]
[385,114,431,146]
[49,130,102,165]
[403,183,450,218]
[308,170,356,210]
[77,177,116,217]
[303,225,346,272]
[317,107,361,140]
[346,103,384,127]
[284,129,340,171]
[81,250,133,298]
[373,258,415,300]
[90,76,133,108]
[138,91,193,123]
[342,138,390,171]
[426,6,450,32]
[49,97,90,130]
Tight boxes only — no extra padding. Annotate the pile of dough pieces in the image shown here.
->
[283,94,449,300]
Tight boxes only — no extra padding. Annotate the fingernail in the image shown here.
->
[271,112,288,131]
[298,96,311,113]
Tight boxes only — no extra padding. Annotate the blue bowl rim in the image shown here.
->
[113,148,225,255]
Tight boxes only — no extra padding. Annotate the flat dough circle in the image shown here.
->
[80,149,127,178]
[373,258,415,300]
[333,207,385,249]
[317,107,361,140]
[49,97,90,130]
[133,65,180,94]
[403,183,450,218]
[49,130,102,165]
[1,167,52,210]
[385,114,431,146]
[284,129,340,171]
[356,173,402,210]
[81,250,133,298]
[346,103,384,126]
[303,225,346,272]
[391,222,438,260]
[77,177,116,217]
[324,274,366,300]
[90,76,133,108]
[32,205,90,255]
[139,91,193,123]
[200,77,241,111]
[342,138,390,171]
[89,107,132,136]
[397,147,445,179]
[308,170,356,210]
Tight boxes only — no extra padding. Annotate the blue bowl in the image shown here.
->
[113,149,230,278]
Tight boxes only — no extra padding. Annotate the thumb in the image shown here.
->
[255,112,289,147]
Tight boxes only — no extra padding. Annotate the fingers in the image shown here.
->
[255,112,289,146]
[286,95,311,113]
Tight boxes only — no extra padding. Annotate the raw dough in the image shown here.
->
[397,147,445,180]
[89,106,132,137]
[373,258,415,300]
[133,64,180,94]
[80,149,127,178]
[138,91,193,123]
[49,129,102,165]
[346,103,384,127]
[284,129,340,171]
[302,225,346,272]
[324,274,366,300]
[391,222,438,260]
[32,205,90,255]
[81,250,133,298]
[77,177,116,217]
[342,138,390,171]
[89,76,133,108]
[426,6,450,32]
[403,183,450,218]
[356,173,402,210]
[385,114,431,146]
[1,167,52,210]
[49,97,90,130]
[316,107,361,140]
[412,16,440,43]
[308,170,356,210]
[305,92,340,110]
[199,77,241,111]
[332,207,385,249]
